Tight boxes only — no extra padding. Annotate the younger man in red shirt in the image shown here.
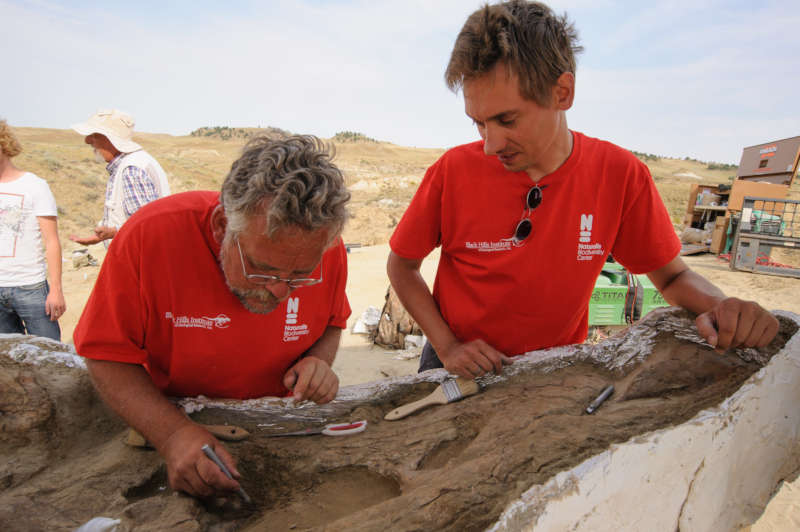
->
[388,0,778,379]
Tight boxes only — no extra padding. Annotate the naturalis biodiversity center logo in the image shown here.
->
[577,214,604,261]
[283,297,310,342]
[164,312,231,330]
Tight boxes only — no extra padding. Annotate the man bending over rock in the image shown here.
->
[74,135,351,499]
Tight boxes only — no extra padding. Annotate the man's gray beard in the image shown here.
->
[93,148,105,164]
[230,286,279,315]
[219,245,278,315]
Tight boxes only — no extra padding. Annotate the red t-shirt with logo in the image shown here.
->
[73,191,351,399]
[390,131,680,355]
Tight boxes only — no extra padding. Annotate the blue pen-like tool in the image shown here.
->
[201,444,252,504]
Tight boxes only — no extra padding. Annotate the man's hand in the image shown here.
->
[94,225,117,240]
[69,226,116,245]
[44,289,66,322]
[69,233,102,245]
[283,356,339,404]
[695,297,779,353]
[158,423,242,499]
[439,339,514,379]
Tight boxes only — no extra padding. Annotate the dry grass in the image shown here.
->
[12,126,793,249]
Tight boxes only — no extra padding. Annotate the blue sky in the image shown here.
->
[3,0,798,164]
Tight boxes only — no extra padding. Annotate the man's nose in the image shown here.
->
[266,281,293,300]
[482,124,504,156]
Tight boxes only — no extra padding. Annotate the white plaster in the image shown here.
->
[490,310,800,532]
[0,333,85,369]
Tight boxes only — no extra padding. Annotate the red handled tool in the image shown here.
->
[266,420,367,437]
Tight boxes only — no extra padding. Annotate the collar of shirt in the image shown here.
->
[105,153,126,176]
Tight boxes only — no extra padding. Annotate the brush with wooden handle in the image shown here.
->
[384,378,480,421]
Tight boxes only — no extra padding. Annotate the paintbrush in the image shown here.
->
[385,378,480,421]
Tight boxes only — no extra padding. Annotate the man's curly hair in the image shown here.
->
[221,135,350,242]
[445,0,583,106]
[0,119,23,158]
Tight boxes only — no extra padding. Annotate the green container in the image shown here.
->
[639,276,668,317]
[588,266,668,325]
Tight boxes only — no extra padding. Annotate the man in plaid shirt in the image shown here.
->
[70,109,170,246]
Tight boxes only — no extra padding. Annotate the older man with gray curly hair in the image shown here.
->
[74,134,351,500]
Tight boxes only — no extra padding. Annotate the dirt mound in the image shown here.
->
[0,310,796,531]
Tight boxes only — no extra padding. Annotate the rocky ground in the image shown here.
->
[1,311,797,531]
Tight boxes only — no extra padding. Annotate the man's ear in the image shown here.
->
[552,71,575,111]
[210,205,227,244]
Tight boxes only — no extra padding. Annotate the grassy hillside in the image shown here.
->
[10,126,799,251]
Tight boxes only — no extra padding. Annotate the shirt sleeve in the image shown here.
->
[73,223,149,364]
[389,157,445,259]
[33,179,58,217]
[121,165,160,217]
[611,161,681,274]
[326,239,351,329]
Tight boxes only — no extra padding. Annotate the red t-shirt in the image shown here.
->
[73,191,351,399]
[390,131,680,355]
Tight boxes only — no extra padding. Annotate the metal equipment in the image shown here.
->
[729,196,800,278]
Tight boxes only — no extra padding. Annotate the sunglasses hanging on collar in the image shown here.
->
[509,184,547,245]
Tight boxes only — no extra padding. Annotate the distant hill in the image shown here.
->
[333,131,378,143]
[190,126,291,141]
[190,127,380,144]
[631,150,739,173]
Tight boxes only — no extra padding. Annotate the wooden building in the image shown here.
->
[737,136,800,185]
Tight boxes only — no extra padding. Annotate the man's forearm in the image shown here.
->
[386,252,458,355]
[647,258,726,315]
[86,359,193,450]
[304,326,342,366]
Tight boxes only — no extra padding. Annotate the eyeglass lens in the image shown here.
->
[514,186,543,241]
[514,219,532,240]
[526,186,542,209]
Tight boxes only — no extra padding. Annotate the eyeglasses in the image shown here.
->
[235,236,323,288]
[510,185,545,245]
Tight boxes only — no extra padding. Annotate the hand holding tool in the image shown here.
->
[201,444,252,504]
[384,378,480,421]
[266,420,367,437]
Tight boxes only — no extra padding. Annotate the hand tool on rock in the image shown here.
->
[384,378,480,421]
[585,384,614,414]
[125,424,249,448]
[265,419,367,437]
[201,444,252,504]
